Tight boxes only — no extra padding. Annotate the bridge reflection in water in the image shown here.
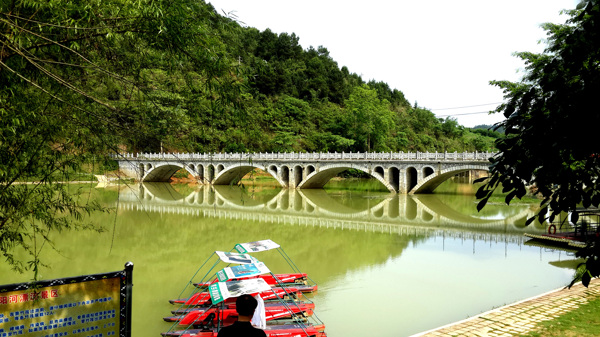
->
[115,183,544,247]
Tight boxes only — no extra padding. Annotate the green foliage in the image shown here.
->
[343,84,395,152]
[470,127,504,139]
[0,0,240,275]
[0,0,500,276]
[477,0,600,220]
[367,80,411,108]
[475,0,600,284]
[440,118,464,138]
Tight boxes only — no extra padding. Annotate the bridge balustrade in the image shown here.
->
[113,151,495,161]
[113,151,494,192]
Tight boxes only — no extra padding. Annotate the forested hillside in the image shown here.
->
[0,0,498,274]
[1,0,497,162]
[153,7,500,154]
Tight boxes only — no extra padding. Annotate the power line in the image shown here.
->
[436,111,496,118]
[430,102,502,111]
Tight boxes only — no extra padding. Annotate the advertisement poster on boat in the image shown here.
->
[216,262,270,282]
[234,240,280,254]
[208,279,271,304]
[0,263,132,337]
[215,251,257,264]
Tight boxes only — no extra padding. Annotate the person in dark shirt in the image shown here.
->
[217,294,267,337]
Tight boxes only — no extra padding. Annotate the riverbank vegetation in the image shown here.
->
[0,0,501,274]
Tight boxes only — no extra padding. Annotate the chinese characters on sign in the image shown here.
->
[0,289,58,305]
[0,263,132,337]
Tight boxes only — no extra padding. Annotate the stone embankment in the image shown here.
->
[412,279,600,337]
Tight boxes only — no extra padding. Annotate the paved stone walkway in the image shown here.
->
[411,279,600,337]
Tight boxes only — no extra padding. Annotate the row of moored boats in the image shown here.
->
[161,239,327,337]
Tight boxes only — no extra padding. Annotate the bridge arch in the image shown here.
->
[196,164,204,181]
[187,164,200,179]
[388,167,400,191]
[406,167,418,191]
[281,166,290,187]
[423,166,435,178]
[141,162,197,182]
[297,164,395,192]
[206,165,215,182]
[294,165,304,188]
[212,163,255,185]
[211,163,286,187]
[410,164,489,194]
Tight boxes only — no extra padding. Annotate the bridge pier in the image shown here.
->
[112,152,492,194]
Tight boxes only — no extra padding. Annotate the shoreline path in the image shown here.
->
[411,279,600,337]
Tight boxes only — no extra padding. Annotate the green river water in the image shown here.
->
[0,180,577,336]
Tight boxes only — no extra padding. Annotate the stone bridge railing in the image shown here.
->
[115,151,496,161]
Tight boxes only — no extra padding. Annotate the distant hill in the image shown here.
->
[470,125,505,138]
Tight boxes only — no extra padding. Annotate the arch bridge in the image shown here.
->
[115,151,494,194]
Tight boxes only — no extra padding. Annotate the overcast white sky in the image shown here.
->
[208,0,578,127]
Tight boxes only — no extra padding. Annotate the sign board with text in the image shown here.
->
[0,263,133,337]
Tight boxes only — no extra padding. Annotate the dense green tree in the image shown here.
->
[367,80,411,109]
[440,118,464,138]
[344,85,395,152]
[0,0,238,274]
[475,1,600,286]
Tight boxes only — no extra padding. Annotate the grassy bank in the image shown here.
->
[524,296,600,336]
